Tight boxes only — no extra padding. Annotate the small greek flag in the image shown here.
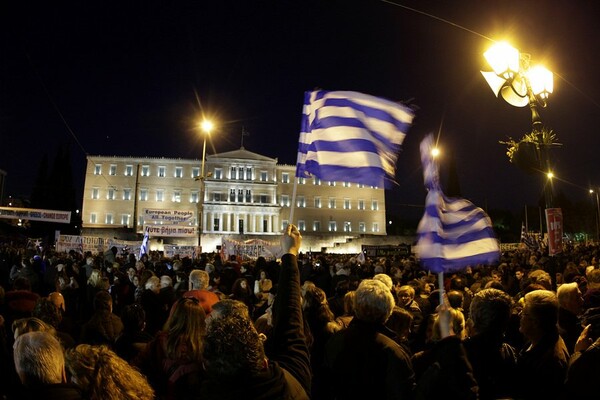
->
[416,134,499,272]
[139,228,149,260]
[295,90,414,188]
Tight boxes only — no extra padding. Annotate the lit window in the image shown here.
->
[214,168,222,179]
[140,189,148,201]
[230,189,235,202]
[237,189,243,202]
[213,193,222,202]
[344,199,351,209]
[329,221,337,232]
[298,177,305,184]
[123,188,131,201]
[359,222,366,232]
[109,165,117,176]
[94,164,102,175]
[282,173,289,183]
[106,214,113,224]
[156,190,164,202]
[141,165,150,177]
[191,191,199,203]
[297,196,306,208]
[231,167,237,179]
[358,200,365,210]
[213,218,220,231]
[107,188,115,200]
[372,222,379,232]
[175,167,183,178]
[329,198,336,209]
[344,221,352,232]
[90,213,97,224]
[314,178,321,185]
[260,171,268,181]
[314,197,321,208]
[245,190,251,202]
[121,214,130,226]
[343,182,351,188]
[281,195,290,207]
[173,190,181,203]
[91,188,99,200]
[260,194,269,203]
[125,165,133,176]
[313,221,321,231]
[192,167,200,178]
[329,181,335,186]
[282,220,289,230]
[246,167,252,180]
[158,166,166,177]
[238,167,244,180]
[298,220,306,231]
[358,183,364,188]
[372,200,379,211]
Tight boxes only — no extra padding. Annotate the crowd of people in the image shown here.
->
[1,227,600,399]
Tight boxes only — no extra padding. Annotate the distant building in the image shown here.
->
[81,148,387,252]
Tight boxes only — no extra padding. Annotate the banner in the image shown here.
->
[56,235,142,256]
[164,245,201,259]
[0,207,71,224]
[221,237,280,261]
[143,209,194,224]
[545,208,563,256]
[362,244,411,258]
[145,225,197,237]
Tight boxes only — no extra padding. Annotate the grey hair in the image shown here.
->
[354,279,395,324]
[557,282,578,308]
[190,270,210,290]
[14,331,65,385]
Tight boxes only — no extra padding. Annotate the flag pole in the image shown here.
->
[289,176,299,227]
[438,271,450,338]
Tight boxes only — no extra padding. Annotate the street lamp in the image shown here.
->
[590,189,600,242]
[197,120,213,250]
[481,41,556,209]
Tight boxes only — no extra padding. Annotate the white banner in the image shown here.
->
[164,245,200,259]
[0,207,71,224]
[56,235,142,256]
[143,208,194,224]
[145,225,197,237]
[221,237,280,261]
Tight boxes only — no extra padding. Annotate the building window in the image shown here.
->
[298,220,306,231]
[158,166,166,177]
[140,189,148,201]
[138,216,144,227]
[282,173,289,183]
[372,222,379,232]
[191,191,199,203]
[213,218,220,231]
[105,214,113,225]
[121,214,130,226]
[344,199,351,209]
[329,198,336,209]
[358,199,365,210]
[246,190,252,203]
[359,222,366,232]
[281,220,289,230]
[314,178,321,185]
[125,165,133,176]
[358,183,364,188]
[314,197,321,208]
[107,188,116,200]
[173,190,181,203]
[192,167,200,179]
[297,196,305,208]
[230,167,237,179]
[91,187,99,200]
[246,167,252,180]
[344,221,352,232]
[298,177,305,184]
[281,195,290,207]
[141,165,150,177]
[372,200,379,211]
[109,165,117,176]
[156,189,164,202]
[260,194,269,203]
[94,164,102,175]
[214,168,222,179]
[260,171,267,181]
[238,167,244,180]
[90,213,97,224]
[343,181,351,188]
[230,189,236,202]
[175,166,183,178]
[328,181,335,186]
[313,221,321,231]
[123,188,131,201]
[237,189,243,202]
[329,221,337,232]
[213,193,221,202]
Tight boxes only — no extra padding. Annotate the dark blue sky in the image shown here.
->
[2,0,600,219]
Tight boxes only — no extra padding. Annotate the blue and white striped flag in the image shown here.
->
[139,228,149,260]
[295,90,414,188]
[416,134,499,272]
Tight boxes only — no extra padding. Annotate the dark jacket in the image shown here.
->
[80,309,124,347]
[564,337,600,398]
[20,383,83,400]
[324,318,415,400]
[199,254,311,400]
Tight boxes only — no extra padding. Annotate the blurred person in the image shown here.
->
[80,291,123,347]
[557,281,585,353]
[114,303,153,363]
[184,269,220,315]
[140,275,167,335]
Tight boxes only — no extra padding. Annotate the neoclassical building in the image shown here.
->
[81,147,387,251]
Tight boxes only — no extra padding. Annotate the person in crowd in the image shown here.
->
[335,290,356,329]
[463,288,518,400]
[385,306,413,355]
[184,269,220,315]
[65,344,154,400]
[324,279,415,399]
[80,290,123,347]
[159,275,177,312]
[200,224,310,399]
[32,297,76,349]
[5,277,40,326]
[516,289,569,399]
[114,303,153,363]
[140,275,168,335]
[13,331,83,399]
[557,281,585,353]
[229,277,254,315]
[254,269,273,309]
[134,297,206,400]
[396,284,424,340]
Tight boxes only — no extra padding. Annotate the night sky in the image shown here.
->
[2,0,600,222]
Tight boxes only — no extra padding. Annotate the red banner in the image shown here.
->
[545,208,563,256]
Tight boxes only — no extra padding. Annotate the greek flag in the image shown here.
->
[139,228,149,260]
[416,134,499,272]
[295,90,414,188]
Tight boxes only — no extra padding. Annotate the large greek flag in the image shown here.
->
[139,228,149,260]
[295,90,414,188]
[416,134,499,272]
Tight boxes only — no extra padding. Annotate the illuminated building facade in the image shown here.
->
[81,148,386,251]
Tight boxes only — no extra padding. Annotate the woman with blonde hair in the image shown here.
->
[133,297,206,399]
[66,344,154,400]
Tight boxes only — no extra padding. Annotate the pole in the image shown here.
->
[198,135,208,250]
[595,191,600,242]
